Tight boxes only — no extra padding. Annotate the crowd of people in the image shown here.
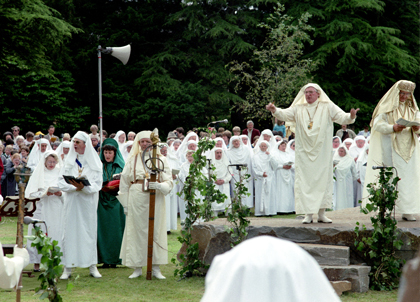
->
[0,80,419,284]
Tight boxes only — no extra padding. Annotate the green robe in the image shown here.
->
[97,138,126,265]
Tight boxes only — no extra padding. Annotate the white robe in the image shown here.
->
[118,153,173,267]
[226,143,254,208]
[364,112,420,214]
[26,168,65,264]
[270,150,295,213]
[333,152,357,210]
[58,154,102,268]
[211,160,232,212]
[273,100,355,214]
[0,242,29,289]
[253,152,276,216]
[165,151,179,231]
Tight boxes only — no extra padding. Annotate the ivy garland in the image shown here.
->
[354,167,405,290]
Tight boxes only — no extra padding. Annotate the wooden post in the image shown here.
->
[16,183,25,302]
[146,133,159,280]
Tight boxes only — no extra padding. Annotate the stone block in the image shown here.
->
[330,281,352,296]
[297,243,350,266]
[322,265,371,293]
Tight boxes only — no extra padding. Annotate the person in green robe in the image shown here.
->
[97,138,126,268]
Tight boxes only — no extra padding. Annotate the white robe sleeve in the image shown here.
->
[373,113,394,134]
[272,106,297,123]
[117,157,132,209]
[157,156,174,196]
[0,243,29,289]
[350,162,357,181]
[328,102,356,125]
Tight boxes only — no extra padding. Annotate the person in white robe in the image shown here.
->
[161,144,179,232]
[0,242,29,289]
[363,80,420,221]
[179,141,198,164]
[25,151,65,271]
[349,136,366,206]
[171,139,181,153]
[332,136,342,156]
[208,148,232,214]
[271,141,295,213]
[266,83,359,223]
[226,136,253,208]
[201,236,340,302]
[342,138,354,150]
[240,135,254,155]
[356,144,369,190]
[176,132,198,160]
[117,130,173,279]
[121,141,134,161]
[114,130,126,154]
[55,141,71,163]
[178,150,207,223]
[253,141,276,216]
[333,144,357,210]
[27,138,52,171]
[254,129,277,154]
[58,131,103,279]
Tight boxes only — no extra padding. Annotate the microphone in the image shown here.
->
[23,217,45,225]
[209,119,228,124]
[372,166,387,170]
[228,164,248,168]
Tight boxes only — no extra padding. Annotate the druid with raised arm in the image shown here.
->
[117,131,173,279]
[266,83,359,224]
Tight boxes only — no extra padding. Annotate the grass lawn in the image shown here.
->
[0,216,398,301]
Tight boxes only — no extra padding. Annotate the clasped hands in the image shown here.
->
[47,191,62,196]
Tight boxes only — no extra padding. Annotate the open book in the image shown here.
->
[396,118,420,127]
[63,175,91,186]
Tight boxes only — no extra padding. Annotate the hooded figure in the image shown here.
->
[117,130,173,279]
[25,151,65,270]
[161,143,179,231]
[270,141,295,213]
[55,141,71,163]
[58,131,103,279]
[201,236,340,302]
[114,130,126,154]
[267,83,358,223]
[363,80,420,221]
[97,138,126,268]
[27,138,52,171]
[226,136,254,208]
[333,144,357,210]
[208,147,232,213]
[252,141,276,216]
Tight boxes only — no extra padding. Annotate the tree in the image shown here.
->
[0,70,89,133]
[229,4,317,125]
[0,0,80,78]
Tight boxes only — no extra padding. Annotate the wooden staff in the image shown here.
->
[146,132,159,280]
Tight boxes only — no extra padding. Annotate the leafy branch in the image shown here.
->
[354,167,405,290]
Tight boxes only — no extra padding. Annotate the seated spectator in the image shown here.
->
[14,136,25,151]
[242,120,261,143]
[273,118,286,137]
[5,153,22,196]
[336,124,356,141]
[63,133,71,141]
[222,130,232,148]
[218,127,225,133]
[357,125,370,138]
[44,125,59,142]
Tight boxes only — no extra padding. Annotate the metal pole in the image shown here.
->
[16,183,25,302]
[98,46,103,144]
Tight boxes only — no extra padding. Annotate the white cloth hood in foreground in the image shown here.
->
[201,236,340,302]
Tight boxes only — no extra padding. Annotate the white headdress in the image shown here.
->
[65,131,102,172]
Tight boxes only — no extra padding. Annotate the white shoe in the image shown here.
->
[318,208,332,223]
[402,214,416,221]
[302,214,313,224]
[129,268,143,279]
[152,265,166,279]
[89,264,102,278]
[60,267,72,280]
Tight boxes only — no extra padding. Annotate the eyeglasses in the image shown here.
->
[13,130,19,132]
[304,91,317,95]
[400,92,411,97]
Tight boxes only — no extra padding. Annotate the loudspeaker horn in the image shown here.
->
[108,44,131,65]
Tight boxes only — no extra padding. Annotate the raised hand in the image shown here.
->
[350,108,360,119]
[266,103,276,113]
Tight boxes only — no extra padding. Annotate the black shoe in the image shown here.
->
[167,231,171,235]
[110,264,117,268]
[101,264,110,269]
